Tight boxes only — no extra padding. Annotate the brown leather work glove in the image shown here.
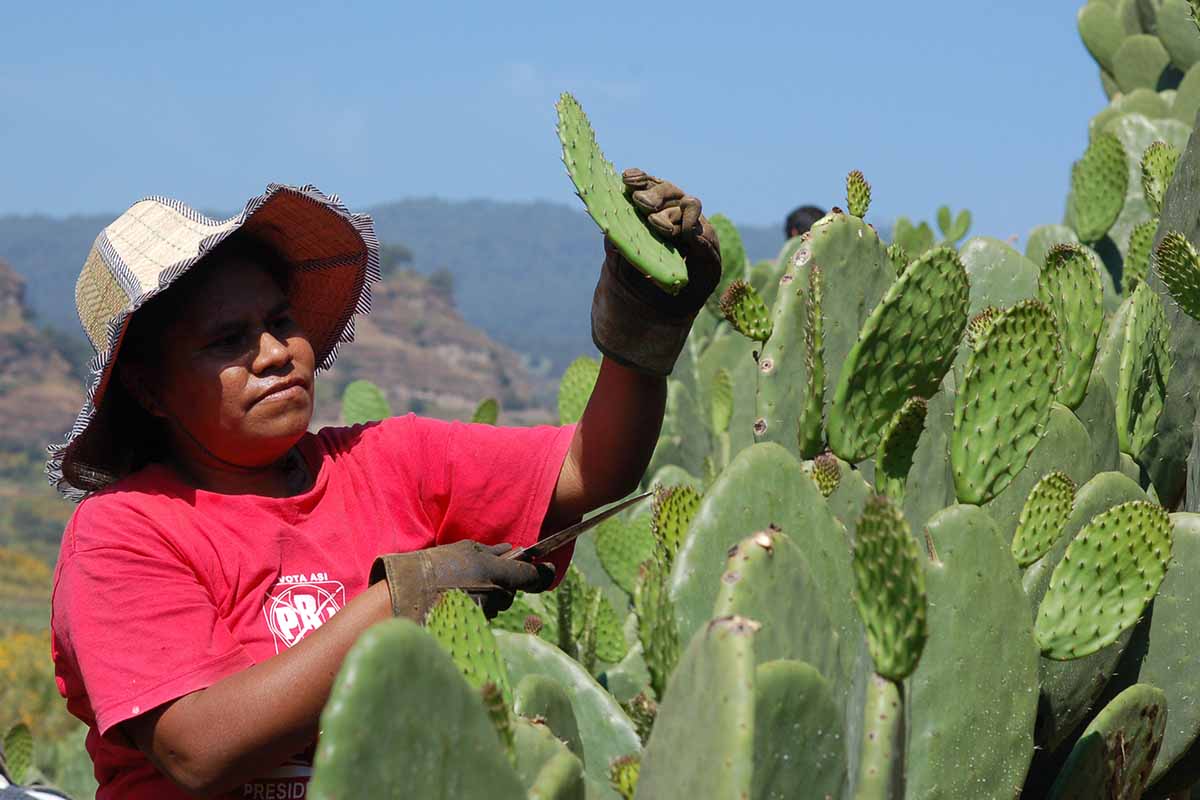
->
[591,168,723,377]
[369,541,555,621]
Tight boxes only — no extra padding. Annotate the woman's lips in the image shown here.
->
[256,382,307,404]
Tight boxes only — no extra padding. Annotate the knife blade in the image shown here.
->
[502,491,653,562]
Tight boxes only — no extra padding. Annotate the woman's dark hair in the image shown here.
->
[109,232,292,475]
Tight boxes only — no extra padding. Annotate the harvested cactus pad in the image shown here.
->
[556,93,688,293]
[1035,501,1172,660]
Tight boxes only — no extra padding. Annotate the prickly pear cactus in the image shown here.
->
[1069,132,1129,244]
[426,588,514,704]
[719,280,773,343]
[1011,471,1078,568]
[341,379,391,425]
[559,355,600,425]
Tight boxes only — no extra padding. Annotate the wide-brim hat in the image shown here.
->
[47,183,381,498]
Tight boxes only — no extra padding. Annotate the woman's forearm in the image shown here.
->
[125,581,393,797]
[552,356,666,526]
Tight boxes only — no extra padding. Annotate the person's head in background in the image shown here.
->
[784,205,827,239]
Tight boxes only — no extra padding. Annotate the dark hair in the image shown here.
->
[107,232,293,476]
[784,205,827,239]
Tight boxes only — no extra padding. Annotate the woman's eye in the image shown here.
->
[208,332,244,350]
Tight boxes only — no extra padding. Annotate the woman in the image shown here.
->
[47,175,720,798]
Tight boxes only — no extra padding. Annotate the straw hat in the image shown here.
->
[47,183,381,498]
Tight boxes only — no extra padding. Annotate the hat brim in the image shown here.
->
[48,183,381,498]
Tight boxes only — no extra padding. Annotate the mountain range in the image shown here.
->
[0,198,789,373]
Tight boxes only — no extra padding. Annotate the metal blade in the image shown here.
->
[503,491,653,562]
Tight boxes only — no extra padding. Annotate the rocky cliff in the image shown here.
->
[0,260,81,455]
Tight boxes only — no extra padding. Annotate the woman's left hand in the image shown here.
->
[589,168,723,377]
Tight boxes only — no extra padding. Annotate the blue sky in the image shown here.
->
[1,1,1101,241]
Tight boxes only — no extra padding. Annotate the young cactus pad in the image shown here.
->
[558,355,600,425]
[651,483,701,565]
[1036,244,1104,410]
[1126,219,1158,292]
[846,169,872,218]
[1142,140,1181,216]
[1116,283,1171,459]
[1035,500,1172,660]
[828,245,968,462]
[951,300,1060,505]
[555,93,688,293]
[1069,132,1129,244]
[719,280,773,343]
[425,589,514,705]
[1154,231,1200,321]
[1011,471,1078,568]
[851,495,927,681]
[875,397,928,504]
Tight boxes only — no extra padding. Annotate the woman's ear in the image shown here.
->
[118,362,166,419]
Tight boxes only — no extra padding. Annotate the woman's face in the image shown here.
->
[148,256,316,468]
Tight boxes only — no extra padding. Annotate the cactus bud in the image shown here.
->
[523,614,544,636]
[810,451,841,497]
[609,753,642,799]
[846,169,872,218]
[719,280,774,342]
[965,306,1000,349]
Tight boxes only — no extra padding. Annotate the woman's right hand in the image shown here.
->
[370,540,555,621]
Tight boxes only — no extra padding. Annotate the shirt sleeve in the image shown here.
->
[373,415,577,570]
[51,501,255,736]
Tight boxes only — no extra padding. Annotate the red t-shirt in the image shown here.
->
[50,414,576,799]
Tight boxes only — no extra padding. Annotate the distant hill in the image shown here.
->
[0,199,786,373]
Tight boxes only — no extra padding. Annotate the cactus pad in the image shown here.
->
[1142,140,1181,216]
[718,280,773,342]
[846,169,872,218]
[1011,471,1078,568]
[556,93,687,293]
[851,495,927,680]
[1154,230,1200,320]
[808,451,841,497]
[1046,684,1168,800]
[708,213,746,300]
[472,397,499,425]
[1113,34,1171,93]
[3,723,32,786]
[1125,219,1157,292]
[513,674,583,758]
[1069,132,1129,244]
[713,527,841,685]
[650,484,700,566]
[311,619,525,800]
[875,397,928,503]
[798,264,826,457]
[497,631,641,789]
[709,367,733,435]
[907,505,1039,800]
[426,589,514,705]
[952,300,1061,505]
[594,513,655,596]
[937,204,973,243]
[340,379,391,425]
[558,355,600,425]
[1037,244,1104,409]
[636,616,758,800]
[753,660,846,800]
[886,242,909,275]
[1035,500,1172,660]
[1078,2,1124,74]
[634,557,680,699]
[828,245,969,461]
[1116,283,1171,459]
